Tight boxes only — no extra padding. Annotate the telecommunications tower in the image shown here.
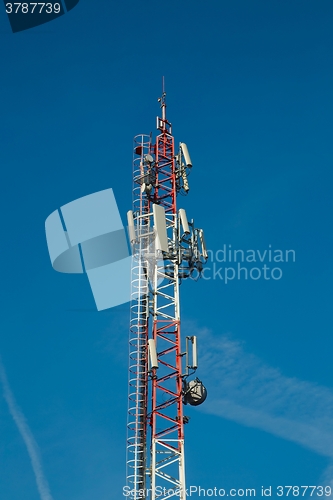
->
[126,86,208,499]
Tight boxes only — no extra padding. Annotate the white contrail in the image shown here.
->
[186,324,333,456]
[0,357,54,500]
[183,323,333,494]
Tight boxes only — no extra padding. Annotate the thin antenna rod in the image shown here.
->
[159,76,166,122]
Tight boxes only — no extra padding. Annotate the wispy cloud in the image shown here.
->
[0,357,54,500]
[184,323,333,489]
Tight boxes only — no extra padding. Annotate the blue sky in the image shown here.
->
[0,1,333,498]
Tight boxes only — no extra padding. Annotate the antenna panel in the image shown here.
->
[127,210,136,243]
[179,208,190,234]
[153,204,168,252]
[180,142,192,168]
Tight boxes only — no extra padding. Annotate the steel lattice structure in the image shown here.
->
[126,89,207,500]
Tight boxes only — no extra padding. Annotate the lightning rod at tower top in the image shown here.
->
[126,81,208,499]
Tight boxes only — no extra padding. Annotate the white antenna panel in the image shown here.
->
[192,336,198,369]
[153,204,169,252]
[199,229,208,260]
[180,143,192,168]
[148,339,158,369]
[127,210,136,243]
[179,208,190,234]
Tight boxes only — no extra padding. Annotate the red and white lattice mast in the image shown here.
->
[126,85,208,499]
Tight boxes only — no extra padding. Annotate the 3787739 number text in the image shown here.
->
[5,3,61,14]
[276,486,332,496]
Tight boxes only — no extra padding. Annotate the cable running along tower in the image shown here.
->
[126,87,208,499]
